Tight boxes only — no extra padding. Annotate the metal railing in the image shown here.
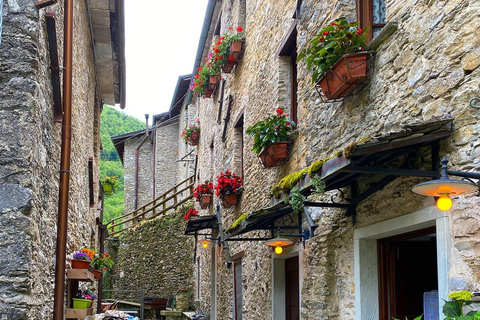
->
[107,176,195,236]
[101,289,145,319]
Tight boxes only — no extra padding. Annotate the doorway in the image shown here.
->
[285,256,299,320]
[378,227,438,320]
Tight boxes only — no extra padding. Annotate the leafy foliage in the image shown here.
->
[246,108,295,154]
[442,290,480,320]
[297,17,368,83]
[290,187,304,214]
[100,105,145,223]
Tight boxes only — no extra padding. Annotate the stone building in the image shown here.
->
[0,0,125,318]
[113,0,479,319]
[179,0,480,320]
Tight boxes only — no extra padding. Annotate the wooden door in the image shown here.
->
[285,256,299,320]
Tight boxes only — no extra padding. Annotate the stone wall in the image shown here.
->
[111,206,195,303]
[154,119,180,198]
[123,135,153,214]
[188,0,480,319]
[0,1,102,319]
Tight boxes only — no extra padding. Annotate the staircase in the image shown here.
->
[107,176,195,237]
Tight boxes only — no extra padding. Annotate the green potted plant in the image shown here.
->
[297,17,369,99]
[90,252,114,280]
[193,180,214,209]
[246,107,295,168]
[73,288,97,309]
[180,120,201,146]
[100,175,119,195]
[214,171,243,208]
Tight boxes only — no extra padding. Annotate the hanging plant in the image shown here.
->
[290,187,304,214]
[310,174,326,195]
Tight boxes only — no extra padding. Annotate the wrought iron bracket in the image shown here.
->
[469,97,480,109]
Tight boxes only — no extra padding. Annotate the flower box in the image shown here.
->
[102,183,113,195]
[199,194,212,209]
[207,75,219,91]
[71,259,90,270]
[221,194,238,208]
[91,269,103,280]
[204,88,214,98]
[317,52,368,100]
[259,142,290,168]
[188,131,200,146]
[222,59,236,74]
[72,298,92,309]
[230,41,244,60]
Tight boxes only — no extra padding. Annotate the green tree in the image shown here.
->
[100,105,145,224]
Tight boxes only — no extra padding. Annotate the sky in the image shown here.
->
[113,0,209,122]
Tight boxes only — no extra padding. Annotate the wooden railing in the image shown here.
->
[107,176,195,237]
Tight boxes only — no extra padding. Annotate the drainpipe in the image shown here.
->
[53,0,73,318]
[152,118,156,200]
[134,114,149,210]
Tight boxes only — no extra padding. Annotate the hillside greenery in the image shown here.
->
[100,105,145,223]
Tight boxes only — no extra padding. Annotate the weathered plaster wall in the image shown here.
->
[123,135,153,214]
[0,1,101,319]
[112,207,195,302]
[190,0,480,319]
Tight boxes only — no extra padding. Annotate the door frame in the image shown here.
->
[354,207,450,320]
[272,244,303,320]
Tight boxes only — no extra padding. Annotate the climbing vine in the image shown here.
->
[290,187,304,213]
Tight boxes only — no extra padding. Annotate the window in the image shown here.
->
[276,20,298,124]
[356,0,386,41]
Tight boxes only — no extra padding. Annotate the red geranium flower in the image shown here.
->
[357,29,363,35]
[228,56,235,61]
[323,31,329,35]
[236,26,243,32]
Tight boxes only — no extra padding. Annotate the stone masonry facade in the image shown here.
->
[179,0,480,319]
[0,1,116,319]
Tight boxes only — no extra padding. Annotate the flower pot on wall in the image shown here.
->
[199,194,212,209]
[207,75,219,91]
[72,298,92,309]
[189,131,200,146]
[91,269,103,280]
[317,52,368,100]
[259,142,290,168]
[221,194,238,208]
[230,41,244,60]
[222,59,236,74]
[102,183,113,195]
[71,259,90,270]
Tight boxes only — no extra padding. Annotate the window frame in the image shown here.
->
[356,0,387,42]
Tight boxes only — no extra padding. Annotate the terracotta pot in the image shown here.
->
[71,259,90,270]
[188,131,200,146]
[221,194,238,208]
[91,269,103,280]
[207,75,219,91]
[102,183,113,195]
[199,194,212,209]
[259,142,289,168]
[230,41,244,60]
[204,88,214,98]
[222,59,236,73]
[317,52,368,100]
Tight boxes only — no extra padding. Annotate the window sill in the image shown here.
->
[366,21,398,52]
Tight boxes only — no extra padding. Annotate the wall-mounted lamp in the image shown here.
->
[199,237,213,248]
[264,236,294,255]
[412,157,479,211]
